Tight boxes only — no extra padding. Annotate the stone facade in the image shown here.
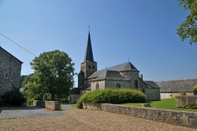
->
[33,100,60,110]
[83,102,197,128]
[176,96,197,108]
[0,47,23,99]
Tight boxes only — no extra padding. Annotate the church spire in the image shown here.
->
[84,32,94,62]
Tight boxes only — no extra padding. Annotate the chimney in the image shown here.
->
[140,74,143,80]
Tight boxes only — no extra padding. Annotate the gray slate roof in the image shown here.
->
[144,81,160,89]
[93,70,129,81]
[70,84,91,94]
[89,62,139,81]
[84,32,94,62]
[155,79,197,93]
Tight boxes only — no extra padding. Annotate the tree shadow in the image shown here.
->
[0,106,43,113]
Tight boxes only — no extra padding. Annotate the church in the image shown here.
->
[70,32,160,103]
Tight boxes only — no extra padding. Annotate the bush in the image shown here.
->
[76,88,146,109]
[193,84,197,90]
[2,90,26,106]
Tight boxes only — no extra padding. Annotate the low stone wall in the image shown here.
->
[33,100,60,110]
[83,102,197,128]
[175,96,197,108]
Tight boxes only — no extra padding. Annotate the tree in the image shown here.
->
[30,50,75,100]
[21,74,34,88]
[177,0,197,44]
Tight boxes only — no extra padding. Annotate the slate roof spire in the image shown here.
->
[84,32,94,62]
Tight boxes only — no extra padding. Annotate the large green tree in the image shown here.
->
[30,50,75,100]
[177,0,197,44]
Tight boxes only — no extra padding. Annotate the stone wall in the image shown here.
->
[83,102,197,128]
[0,47,22,99]
[145,88,160,101]
[33,100,60,110]
[176,96,197,108]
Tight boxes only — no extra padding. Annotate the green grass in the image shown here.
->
[70,104,77,108]
[122,98,197,112]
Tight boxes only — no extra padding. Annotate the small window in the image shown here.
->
[142,89,145,93]
[135,80,138,89]
[92,65,95,69]
[96,83,99,90]
[116,83,121,88]
[89,65,91,69]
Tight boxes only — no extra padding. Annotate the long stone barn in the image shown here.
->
[0,46,23,99]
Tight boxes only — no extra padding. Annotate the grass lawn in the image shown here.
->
[122,98,197,112]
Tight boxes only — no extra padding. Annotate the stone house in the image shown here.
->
[156,79,197,99]
[70,32,160,103]
[0,46,23,99]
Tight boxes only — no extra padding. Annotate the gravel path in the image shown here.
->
[0,108,196,131]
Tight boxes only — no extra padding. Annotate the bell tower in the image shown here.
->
[78,32,97,87]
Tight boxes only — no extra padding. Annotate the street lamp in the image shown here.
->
[56,74,59,101]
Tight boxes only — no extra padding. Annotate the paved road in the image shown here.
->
[0,104,75,119]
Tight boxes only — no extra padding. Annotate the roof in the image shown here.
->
[70,84,91,94]
[89,62,139,80]
[93,70,129,81]
[144,81,160,89]
[84,32,94,62]
[0,46,23,63]
[155,79,197,93]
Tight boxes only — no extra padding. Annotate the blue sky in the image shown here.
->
[0,0,196,86]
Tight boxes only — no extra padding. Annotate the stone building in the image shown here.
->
[70,32,160,103]
[0,46,23,99]
[156,79,197,99]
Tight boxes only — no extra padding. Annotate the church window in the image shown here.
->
[135,80,138,89]
[116,83,121,88]
[142,89,145,93]
[96,83,99,90]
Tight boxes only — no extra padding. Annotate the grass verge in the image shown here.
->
[70,104,77,108]
[122,98,197,112]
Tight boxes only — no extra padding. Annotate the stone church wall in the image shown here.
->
[105,80,130,88]
[145,88,160,101]
[0,47,22,99]
[120,71,139,88]
[91,81,105,90]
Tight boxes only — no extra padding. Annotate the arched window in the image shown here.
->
[96,83,99,90]
[135,80,138,89]
[142,89,145,94]
[116,83,121,88]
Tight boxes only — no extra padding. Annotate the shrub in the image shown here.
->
[2,90,26,106]
[193,84,197,90]
[76,88,146,109]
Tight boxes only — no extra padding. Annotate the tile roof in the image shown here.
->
[155,78,197,93]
